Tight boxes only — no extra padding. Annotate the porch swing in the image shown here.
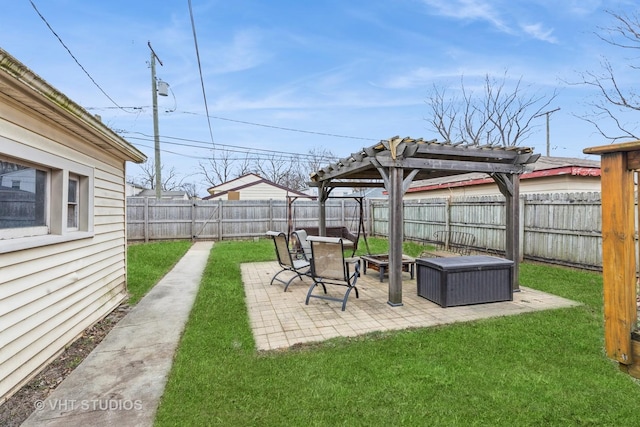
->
[287,195,370,258]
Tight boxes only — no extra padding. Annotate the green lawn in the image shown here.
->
[150,237,640,426]
[126,240,192,305]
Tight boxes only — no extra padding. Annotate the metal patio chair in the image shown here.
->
[305,236,360,311]
[266,231,311,291]
[291,229,312,261]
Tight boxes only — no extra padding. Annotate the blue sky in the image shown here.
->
[2,0,637,195]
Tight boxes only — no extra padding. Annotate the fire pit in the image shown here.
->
[360,254,415,282]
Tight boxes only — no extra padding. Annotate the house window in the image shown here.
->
[0,160,48,237]
[67,176,79,229]
[0,145,94,252]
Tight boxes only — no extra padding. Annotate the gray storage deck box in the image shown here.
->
[416,255,513,307]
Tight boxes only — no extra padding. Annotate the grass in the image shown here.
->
[153,237,640,426]
[355,236,431,258]
[126,240,192,305]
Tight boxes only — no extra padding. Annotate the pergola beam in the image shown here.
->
[375,157,528,174]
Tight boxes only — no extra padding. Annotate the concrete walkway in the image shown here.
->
[22,241,214,427]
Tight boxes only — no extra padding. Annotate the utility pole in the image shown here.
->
[149,42,163,199]
[534,107,560,157]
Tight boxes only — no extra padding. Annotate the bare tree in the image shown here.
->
[426,72,557,147]
[305,147,336,173]
[235,153,253,177]
[180,182,199,199]
[197,147,337,193]
[252,154,295,186]
[573,10,640,142]
[198,149,236,188]
[136,160,189,191]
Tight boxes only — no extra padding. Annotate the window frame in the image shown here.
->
[0,158,49,239]
[67,174,79,230]
[0,137,94,254]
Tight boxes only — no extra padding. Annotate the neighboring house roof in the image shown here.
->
[206,173,263,195]
[203,173,310,200]
[0,48,146,163]
[406,156,600,194]
[133,189,189,199]
[126,182,147,197]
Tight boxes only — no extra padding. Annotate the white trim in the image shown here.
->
[0,138,95,249]
[0,232,94,254]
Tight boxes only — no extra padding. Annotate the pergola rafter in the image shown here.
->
[309,136,540,306]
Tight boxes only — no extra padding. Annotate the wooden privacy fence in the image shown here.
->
[372,192,604,270]
[127,192,606,270]
[126,198,367,242]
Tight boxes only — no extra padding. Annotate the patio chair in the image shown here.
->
[305,236,360,311]
[291,229,312,261]
[266,231,311,291]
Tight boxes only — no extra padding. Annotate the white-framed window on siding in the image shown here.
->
[0,144,94,253]
[67,174,79,230]
[0,158,48,239]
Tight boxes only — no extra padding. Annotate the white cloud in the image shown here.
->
[212,29,271,74]
[521,22,558,43]
[420,0,562,44]
[419,0,511,33]
[565,0,605,16]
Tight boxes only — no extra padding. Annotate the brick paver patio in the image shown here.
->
[241,261,580,351]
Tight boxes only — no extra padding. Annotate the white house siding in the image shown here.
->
[215,181,301,200]
[0,50,144,402]
[0,143,130,402]
[212,174,261,193]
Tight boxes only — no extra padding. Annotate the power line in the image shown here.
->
[179,111,378,141]
[187,0,215,146]
[92,105,378,142]
[29,0,137,114]
[125,132,338,158]
[134,141,331,162]
[125,133,339,162]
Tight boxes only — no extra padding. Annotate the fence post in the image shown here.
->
[144,197,149,243]
[218,199,223,240]
[444,197,451,249]
[191,201,196,241]
[366,198,371,236]
[519,195,525,261]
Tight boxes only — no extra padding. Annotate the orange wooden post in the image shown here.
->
[585,142,640,366]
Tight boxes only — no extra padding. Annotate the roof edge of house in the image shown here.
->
[0,48,146,163]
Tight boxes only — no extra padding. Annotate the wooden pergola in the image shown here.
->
[309,136,540,306]
[583,140,640,377]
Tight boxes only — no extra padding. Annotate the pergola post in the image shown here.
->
[493,172,521,291]
[505,175,520,291]
[318,182,329,236]
[388,166,404,306]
